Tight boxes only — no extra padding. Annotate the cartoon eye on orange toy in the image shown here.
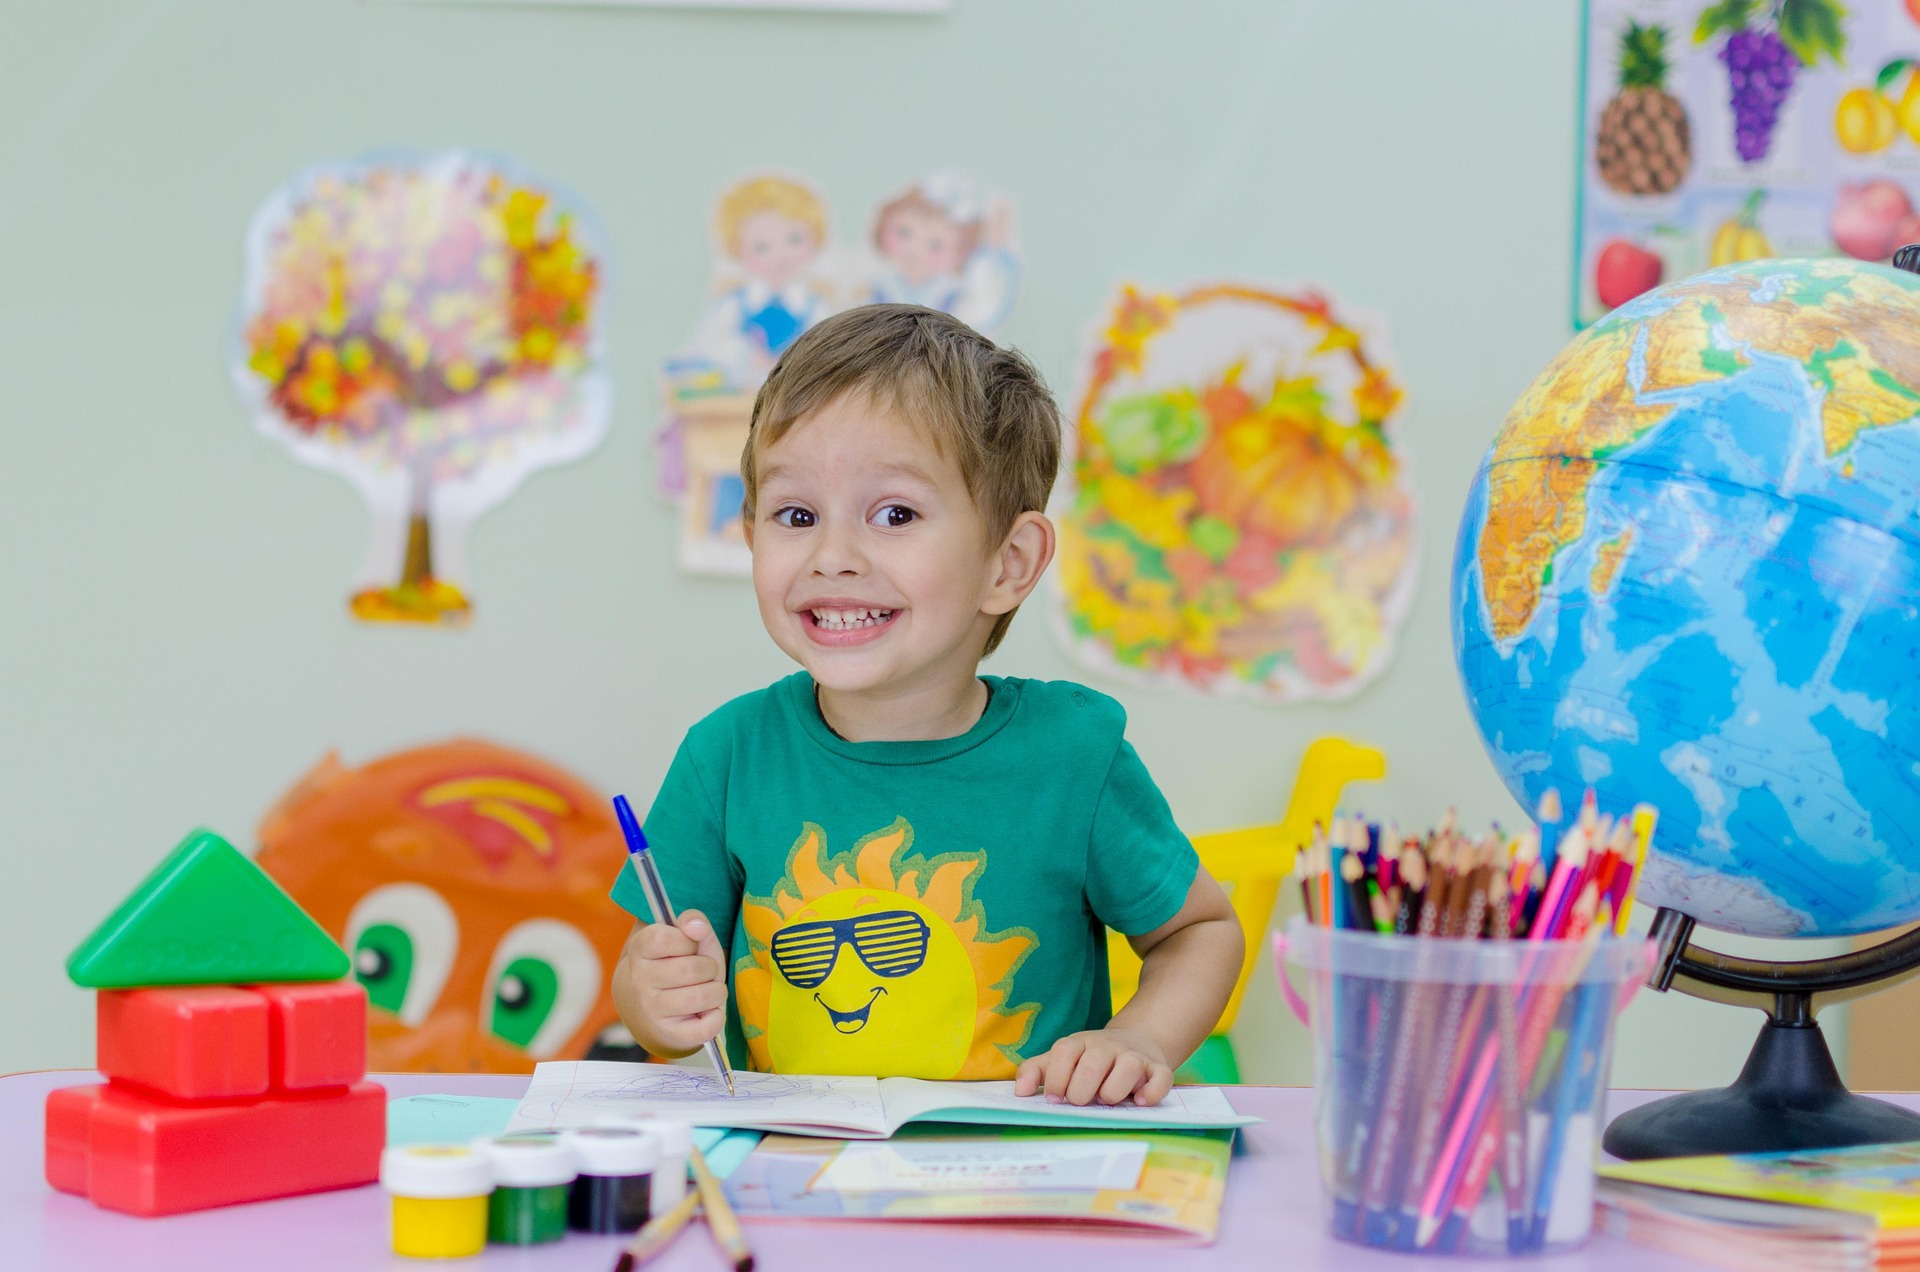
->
[255,740,637,1074]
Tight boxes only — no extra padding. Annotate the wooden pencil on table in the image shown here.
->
[689,1145,754,1272]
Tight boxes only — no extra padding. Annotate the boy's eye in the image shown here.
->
[773,507,816,529]
[871,505,917,529]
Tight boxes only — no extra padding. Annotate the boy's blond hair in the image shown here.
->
[714,176,827,258]
[741,304,1061,657]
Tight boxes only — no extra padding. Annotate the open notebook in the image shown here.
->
[507,1061,1259,1139]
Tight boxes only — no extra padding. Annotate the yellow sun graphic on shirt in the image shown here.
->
[735,817,1037,1079]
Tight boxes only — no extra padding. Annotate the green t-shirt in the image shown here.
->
[611,672,1198,1080]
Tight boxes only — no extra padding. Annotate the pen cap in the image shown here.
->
[566,1125,661,1176]
[477,1132,578,1187]
[612,794,647,849]
[380,1144,493,1198]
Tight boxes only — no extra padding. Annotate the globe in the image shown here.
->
[1454,258,1920,939]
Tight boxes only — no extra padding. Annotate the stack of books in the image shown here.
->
[1599,1140,1920,1270]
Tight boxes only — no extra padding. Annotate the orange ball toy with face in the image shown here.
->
[255,740,633,1073]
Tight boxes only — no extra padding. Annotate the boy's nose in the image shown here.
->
[808,520,868,576]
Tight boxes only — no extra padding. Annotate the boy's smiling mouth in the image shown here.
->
[800,602,901,647]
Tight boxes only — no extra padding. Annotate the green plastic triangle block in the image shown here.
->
[67,829,349,988]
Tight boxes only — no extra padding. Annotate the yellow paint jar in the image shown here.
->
[380,1144,494,1259]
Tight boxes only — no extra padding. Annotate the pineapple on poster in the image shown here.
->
[1576,0,1920,326]
[233,152,609,625]
[1050,283,1416,704]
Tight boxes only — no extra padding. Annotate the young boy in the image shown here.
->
[612,305,1242,1107]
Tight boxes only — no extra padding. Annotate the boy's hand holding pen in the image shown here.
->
[611,795,737,1093]
[618,910,731,1058]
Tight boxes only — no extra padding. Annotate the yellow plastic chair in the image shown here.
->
[1107,736,1387,1083]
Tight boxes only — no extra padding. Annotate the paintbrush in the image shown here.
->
[613,1189,700,1272]
[689,1144,754,1272]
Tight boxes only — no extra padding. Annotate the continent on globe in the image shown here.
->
[1455,259,1920,938]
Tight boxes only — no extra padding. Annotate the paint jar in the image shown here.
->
[565,1125,660,1233]
[380,1144,493,1259]
[478,1132,577,1246]
[629,1117,692,1213]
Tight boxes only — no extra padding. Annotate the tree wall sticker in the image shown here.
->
[234,154,609,624]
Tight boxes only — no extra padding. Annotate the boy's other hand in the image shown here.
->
[1012,1027,1174,1107]
[620,910,729,1055]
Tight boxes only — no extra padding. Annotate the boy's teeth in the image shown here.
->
[811,608,894,630]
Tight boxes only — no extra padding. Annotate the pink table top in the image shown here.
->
[10,1069,1894,1270]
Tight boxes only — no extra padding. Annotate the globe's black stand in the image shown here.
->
[1603,908,1920,1160]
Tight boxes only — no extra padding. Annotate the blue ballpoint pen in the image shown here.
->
[612,794,737,1097]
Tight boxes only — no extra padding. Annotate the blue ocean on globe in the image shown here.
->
[1454,261,1920,938]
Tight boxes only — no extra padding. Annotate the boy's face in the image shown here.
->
[735,211,819,291]
[748,395,1001,699]
[879,207,967,286]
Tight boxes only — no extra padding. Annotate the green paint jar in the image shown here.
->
[479,1132,576,1245]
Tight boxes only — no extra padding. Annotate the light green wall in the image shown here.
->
[0,0,1842,1086]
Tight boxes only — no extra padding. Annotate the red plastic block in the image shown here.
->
[257,980,366,1090]
[49,1079,385,1216]
[97,986,269,1100]
[44,1083,99,1196]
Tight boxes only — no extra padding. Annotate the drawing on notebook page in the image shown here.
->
[581,1068,854,1106]
[511,1061,886,1133]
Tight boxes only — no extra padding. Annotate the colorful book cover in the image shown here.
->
[722,1126,1233,1243]
[1601,1139,1920,1225]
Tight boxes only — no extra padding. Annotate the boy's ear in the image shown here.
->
[982,511,1056,616]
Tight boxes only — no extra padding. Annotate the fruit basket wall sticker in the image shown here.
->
[1050,283,1416,703]
[233,153,609,625]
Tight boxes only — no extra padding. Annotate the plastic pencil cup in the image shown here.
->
[1277,918,1650,1257]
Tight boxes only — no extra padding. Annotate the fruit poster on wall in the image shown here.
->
[657,171,1019,576]
[234,153,608,625]
[1576,0,1920,326]
[1050,283,1416,704]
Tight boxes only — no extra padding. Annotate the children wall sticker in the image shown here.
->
[658,170,1020,576]
[1051,283,1416,704]
[234,153,609,625]
[254,739,637,1074]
